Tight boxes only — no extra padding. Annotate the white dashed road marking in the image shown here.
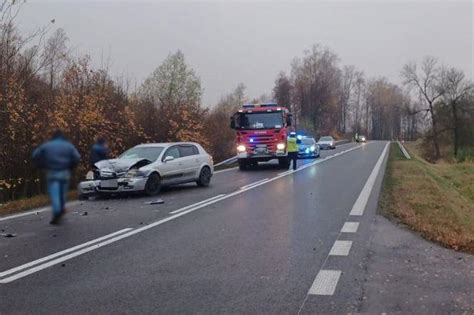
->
[308,270,342,295]
[328,240,353,256]
[341,222,359,233]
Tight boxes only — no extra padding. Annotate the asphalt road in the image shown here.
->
[0,141,390,314]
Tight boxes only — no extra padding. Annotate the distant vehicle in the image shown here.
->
[298,136,320,158]
[230,103,293,170]
[78,142,213,199]
[356,135,367,143]
[317,136,336,150]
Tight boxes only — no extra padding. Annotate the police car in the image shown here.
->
[297,136,320,158]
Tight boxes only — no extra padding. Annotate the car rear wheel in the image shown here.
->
[197,166,212,187]
[144,173,161,196]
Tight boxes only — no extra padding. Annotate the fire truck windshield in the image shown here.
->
[236,112,284,129]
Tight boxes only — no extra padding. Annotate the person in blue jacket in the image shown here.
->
[89,137,109,167]
[32,130,81,224]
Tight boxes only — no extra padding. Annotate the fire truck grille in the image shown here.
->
[248,134,278,151]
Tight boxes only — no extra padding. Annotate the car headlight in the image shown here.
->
[86,171,94,180]
[310,145,315,152]
[277,143,285,150]
[125,169,145,178]
[237,145,246,152]
[329,142,333,146]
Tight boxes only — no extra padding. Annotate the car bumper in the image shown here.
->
[298,151,317,158]
[319,144,334,149]
[237,151,286,159]
[78,177,148,195]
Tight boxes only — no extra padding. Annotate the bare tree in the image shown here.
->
[273,71,294,124]
[352,70,365,134]
[402,56,443,159]
[438,67,473,157]
[339,65,355,134]
[41,28,69,90]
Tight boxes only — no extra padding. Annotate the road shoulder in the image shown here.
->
[361,214,474,314]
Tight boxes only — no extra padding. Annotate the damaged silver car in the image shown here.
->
[78,142,214,199]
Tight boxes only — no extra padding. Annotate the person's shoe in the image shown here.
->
[49,216,60,225]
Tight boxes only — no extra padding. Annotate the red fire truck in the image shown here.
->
[230,103,293,170]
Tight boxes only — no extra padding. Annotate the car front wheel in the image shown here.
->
[144,173,161,196]
[197,167,212,187]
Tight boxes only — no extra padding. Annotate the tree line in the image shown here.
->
[0,2,472,202]
[272,45,473,161]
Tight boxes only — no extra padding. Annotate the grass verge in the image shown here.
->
[0,191,77,217]
[379,142,474,253]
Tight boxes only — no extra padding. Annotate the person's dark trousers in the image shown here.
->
[288,152,298,170]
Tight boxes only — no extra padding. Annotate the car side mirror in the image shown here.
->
[230,117,236,129]
[286,115,292,127]
[163,156,174,163]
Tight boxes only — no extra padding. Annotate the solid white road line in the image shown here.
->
[0,228,132,279]
[308,270,342,295]
[240,178,269,190]
[328,240,353,256]
[349,142,389,216]
[169,194,226,214]
[0,142,370,283]
[341,222,359,233]
[0,201,81,222]
[214,167,238,174]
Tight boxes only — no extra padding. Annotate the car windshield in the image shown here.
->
[302,138,315,145]
[119,146,164,161]
[319,136,333,141]
[236,112,283,129]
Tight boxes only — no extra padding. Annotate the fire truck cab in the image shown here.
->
[230,103,293,170]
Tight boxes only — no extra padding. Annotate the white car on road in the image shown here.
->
[78,142,214,198]
[317,136,336,150]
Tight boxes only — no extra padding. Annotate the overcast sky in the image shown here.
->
[17,0,473,106]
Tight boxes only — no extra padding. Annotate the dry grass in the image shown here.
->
[380,142,474,253]
[0,191,77,217]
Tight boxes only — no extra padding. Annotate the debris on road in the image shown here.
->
[1,233,16,238]
[145,199,164,205]
[81,211,88,216]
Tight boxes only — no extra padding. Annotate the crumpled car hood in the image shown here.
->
[94,158,151,174]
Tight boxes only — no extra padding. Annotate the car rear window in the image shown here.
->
[179,145,198,157]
